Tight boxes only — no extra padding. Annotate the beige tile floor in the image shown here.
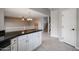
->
[35,32,79,51]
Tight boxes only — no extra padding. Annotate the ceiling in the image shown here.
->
[4,8,47,18]
[50,8,70,11]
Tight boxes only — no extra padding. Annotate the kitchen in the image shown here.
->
[0,8,48,51]
[1,8,79,51]
[0,1,79,59]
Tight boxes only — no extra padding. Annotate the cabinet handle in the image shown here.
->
[14,40,16,42]
[72,28,75,31]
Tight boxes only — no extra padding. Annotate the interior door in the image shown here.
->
[62,9,77,46]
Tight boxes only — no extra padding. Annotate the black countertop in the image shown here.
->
[5,29,42,40]
[0,29,42,50]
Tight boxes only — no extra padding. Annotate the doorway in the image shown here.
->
[42,16,50,34]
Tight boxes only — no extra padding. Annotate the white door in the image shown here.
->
[62,9,77,46]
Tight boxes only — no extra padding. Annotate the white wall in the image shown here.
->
[50,8,79,49]
[30,8,50,16]
[5,18,35,32]
[57,10,62,40]
[5,17,45,32]
[50,10,59,37]
[76,8,79,48]
[0,8,4,30]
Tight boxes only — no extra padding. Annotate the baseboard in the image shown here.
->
[59,39,79,50]
[75,46,79,49]
[33,44,42,51]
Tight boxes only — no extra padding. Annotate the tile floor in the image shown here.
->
[35,32,79,51]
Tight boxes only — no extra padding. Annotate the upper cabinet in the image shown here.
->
[0,9,4,30]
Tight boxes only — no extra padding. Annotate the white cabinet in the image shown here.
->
[28,32,42,51]
[18,35,29,51]
[11,31,42,51]
[11,38,17,51]
[18,31,42,51]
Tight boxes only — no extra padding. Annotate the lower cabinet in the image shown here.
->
[11,31,42,51]
[11,38,17,51]
[28,32,42,51]
[18,35,29,51]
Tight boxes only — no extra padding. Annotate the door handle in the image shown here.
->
[72,28,75,31]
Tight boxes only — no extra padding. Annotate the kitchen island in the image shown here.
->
[0,29,42,51]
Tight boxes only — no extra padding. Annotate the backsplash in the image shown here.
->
[5,18,41,32]
[5,26,34,32]
[5,18,35,32]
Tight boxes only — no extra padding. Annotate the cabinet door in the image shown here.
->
[27,33,35,50]
[33,32,42,48]
[36,32,42,45]
[11,38,17,51]
[18,35,29,51]
[17,32,42,51]
[28,32,42,50]
[11,44,17,51]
